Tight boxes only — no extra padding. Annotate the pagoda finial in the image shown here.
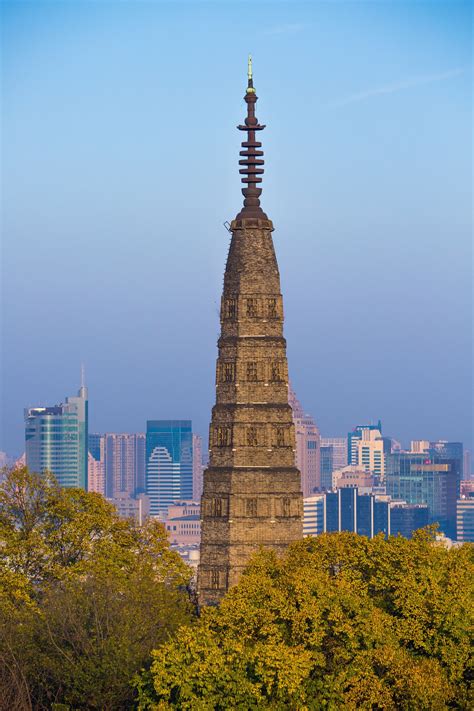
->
[247,54,255,93]
[236,57,267,220]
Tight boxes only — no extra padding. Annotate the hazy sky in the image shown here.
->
[1,1,472,457]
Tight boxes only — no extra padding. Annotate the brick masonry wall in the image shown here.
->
[198,219,303,607]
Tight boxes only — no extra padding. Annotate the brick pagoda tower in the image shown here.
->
[198,58,303,606]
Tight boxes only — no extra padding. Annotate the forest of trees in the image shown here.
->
[1,467,473,710]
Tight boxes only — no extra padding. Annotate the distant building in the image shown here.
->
[192,434,203,500]
[410,440,430,453]
[456,496,474,542]
[390,503,430,538]
[321,437,347,469]
[25,380,88,489]
[463,450,471,479]
[460,480,474,497]
[320,445,334,491]
[104,433,145,498]
[146,420,193,516]
[430,440,463,464]
[289,386,321,496]
[163,501,201,545]
[332,465,375,491]
[320,437,347,491]
[107,492,150,525]
[386,451,461,537]
[87,451,105,495]
[303,495,325,536]
[304,488,428,540]
[173,544,200,577]
[356,428,386,478]
[348,422,382,466]
[88,433,145,499]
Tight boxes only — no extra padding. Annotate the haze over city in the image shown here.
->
[2,0,472,456]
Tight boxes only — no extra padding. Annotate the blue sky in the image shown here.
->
[1,0,472,457]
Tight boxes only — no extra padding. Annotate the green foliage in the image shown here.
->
[139,531,474,710]
[0,467,194,710]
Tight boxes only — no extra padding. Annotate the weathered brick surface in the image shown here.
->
[198,219,303,607]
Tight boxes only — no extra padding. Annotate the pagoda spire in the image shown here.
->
[236,56,267,220]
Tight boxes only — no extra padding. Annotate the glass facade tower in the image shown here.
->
[25,383,88,489]
[386,451,460,537]
[146,420,193,516]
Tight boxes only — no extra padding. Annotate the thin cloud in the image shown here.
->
[263,23,305,36]
[328,67,465,108]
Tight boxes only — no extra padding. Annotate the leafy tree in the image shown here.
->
[0,467,194,710]
[138,531,473,710]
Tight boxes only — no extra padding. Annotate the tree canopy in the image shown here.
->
[138,530,473,710]
[0,467,193,710]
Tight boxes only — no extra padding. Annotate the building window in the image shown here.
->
[246,361,258,381]
[222,362,235,383]
[210,498,222,517]
[216,426,232,447]
[246,498,257,517]
[267,298,278,318]
[224,298,237,319]
[275,427,286,447]
[270,361,284,382]
[211,570,220,589]
[246,298,258,317]
[247,427,258,447]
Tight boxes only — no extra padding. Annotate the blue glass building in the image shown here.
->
[386,451,460,537]
[312,488,425,539]
[320,445,334,490]
[146,420,193,515]
[25,382,88,489]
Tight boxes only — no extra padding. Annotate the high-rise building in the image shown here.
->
[289,386,321,496]
[88,433,145,499]
[320,437,347,491]
[321,437,347,469]
[386,451,460,537]
[347,422,382,465]
[348,424,388,479]
[25,380,88,489]
[104,433,145,498]
[192,434,204,500]
[87,451,105,495]
[320,445,334,491]
[198,60,303,607]
[311,488,428,539]
[456,496,474,542]
[146,420,193,516]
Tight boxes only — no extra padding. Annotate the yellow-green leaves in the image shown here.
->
[140,532,473,709]
[0,467,194,709]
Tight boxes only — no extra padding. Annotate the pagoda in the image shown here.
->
[198,58,303,606]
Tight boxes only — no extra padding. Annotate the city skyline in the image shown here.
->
[2,1,472,457]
